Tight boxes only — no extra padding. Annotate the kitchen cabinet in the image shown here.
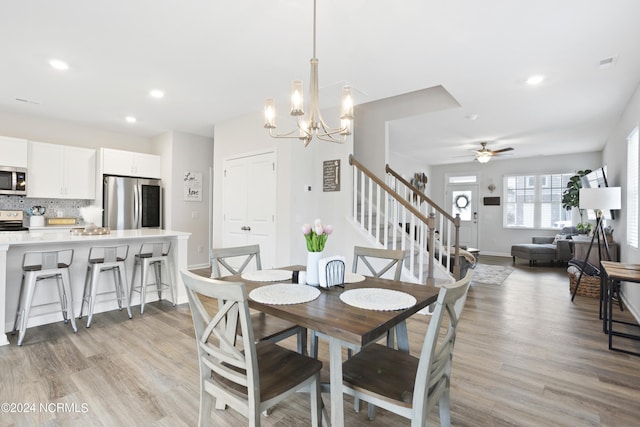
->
[27,141,96,199]
[102,148,161,179]
[0,136,28,167]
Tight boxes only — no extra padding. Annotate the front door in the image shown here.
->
[222,151,277,269]
[446,184,478,249]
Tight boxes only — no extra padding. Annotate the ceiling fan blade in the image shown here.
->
[491,147,514,154]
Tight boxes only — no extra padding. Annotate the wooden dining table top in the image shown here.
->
[221,265,440,348]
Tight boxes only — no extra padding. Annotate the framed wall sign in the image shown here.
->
[323,159,340,192]
[483,196,500,206]
[184,171,203,201]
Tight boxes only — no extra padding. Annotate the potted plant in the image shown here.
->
[562,169,592,233]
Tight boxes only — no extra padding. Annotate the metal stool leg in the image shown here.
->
[61,268,77,333]
[86,265,101,328]
[78,265,92,320]
[153,261,163,300]
[12,274,26,334]
[17,273,38,346]
[129,258,138,307]
[140,259,150,314]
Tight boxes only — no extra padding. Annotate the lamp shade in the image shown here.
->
[579,187,621,210]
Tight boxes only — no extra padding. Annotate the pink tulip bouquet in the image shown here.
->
[302,219,333,252]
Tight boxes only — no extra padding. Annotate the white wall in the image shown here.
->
[388,152,433,197]
[154,131,213,268]
[213,108,357,267]
[428,151,603,256]
[602,81,640,317]
[354,85,460,177]
[213,111,294,267]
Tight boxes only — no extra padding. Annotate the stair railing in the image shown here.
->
[350,155,448,283]
[385,164,462,279]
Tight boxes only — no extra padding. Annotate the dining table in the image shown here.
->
[221,265,440,427]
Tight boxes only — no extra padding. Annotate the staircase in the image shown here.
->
[349,155,462,285]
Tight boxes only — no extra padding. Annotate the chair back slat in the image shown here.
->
[88,245,129,263]
[22,249,74,271]
[139,241,171,258]
[412,269,472,417]
[353,246,406,280]
[211,244,262,278]
[180,270,259,402]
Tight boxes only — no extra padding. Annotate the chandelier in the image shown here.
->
[263,0,353,147]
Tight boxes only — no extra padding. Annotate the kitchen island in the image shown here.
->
[0,229,190,346]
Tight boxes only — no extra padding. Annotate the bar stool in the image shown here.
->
[79,245,132,327]
[129,242,175,314]
[13,249,77,346]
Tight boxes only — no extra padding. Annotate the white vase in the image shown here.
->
[306,251,323,286]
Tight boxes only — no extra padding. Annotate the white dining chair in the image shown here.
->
[341,270,473,426]
[209,244,307,355]
[180,270,322,427]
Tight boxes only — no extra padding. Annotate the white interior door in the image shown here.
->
[222,152,277,268]
[446,184,479,249]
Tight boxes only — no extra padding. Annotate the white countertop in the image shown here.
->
[27,225,77,231]
[0,229,190,246]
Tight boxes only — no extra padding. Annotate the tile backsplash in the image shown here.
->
[0,195,93,225]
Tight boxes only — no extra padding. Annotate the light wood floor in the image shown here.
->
[2,257,640,426]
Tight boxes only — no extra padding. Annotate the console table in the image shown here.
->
[600,261,640,356]
[573,240,618,264]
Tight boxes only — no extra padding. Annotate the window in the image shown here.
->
[448,175,477,184]
[628,126,639,248]
[504,173,573,229]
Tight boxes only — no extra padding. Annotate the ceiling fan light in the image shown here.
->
[476,152,491,163]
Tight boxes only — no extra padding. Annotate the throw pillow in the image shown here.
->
[553,234,567,244]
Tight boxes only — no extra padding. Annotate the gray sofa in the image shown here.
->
[511,227,579,265]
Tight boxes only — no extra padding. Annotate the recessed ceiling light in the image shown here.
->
[125,116,137,123]
[467,113,479,121]
[526,75,544,85]
[49,59,69,71]
[150,89,165,99]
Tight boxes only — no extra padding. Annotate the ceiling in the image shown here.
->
[2,0,640,166]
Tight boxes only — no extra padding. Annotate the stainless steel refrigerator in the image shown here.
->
[103,175,163,229]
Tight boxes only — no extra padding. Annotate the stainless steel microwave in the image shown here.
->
[0,166,27,195]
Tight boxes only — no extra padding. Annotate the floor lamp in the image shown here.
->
[571,187,621,301]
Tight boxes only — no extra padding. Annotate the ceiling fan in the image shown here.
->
[474,142,514,163]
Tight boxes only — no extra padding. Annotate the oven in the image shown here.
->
[0,166,27,195]
[0,210,28,231]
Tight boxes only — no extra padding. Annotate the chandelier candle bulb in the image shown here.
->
[264,99,276,128]
[340,119,352,136]
[299,120,309,140]
[341,86,354,119]
[290,80,304,115]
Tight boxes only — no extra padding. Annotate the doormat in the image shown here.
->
[471,264,513,286]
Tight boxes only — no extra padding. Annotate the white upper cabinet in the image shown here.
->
[27,141,96,199]
[102,148,161,179]
[0,136,28,167]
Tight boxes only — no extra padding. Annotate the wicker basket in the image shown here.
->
[568,267,600,298]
